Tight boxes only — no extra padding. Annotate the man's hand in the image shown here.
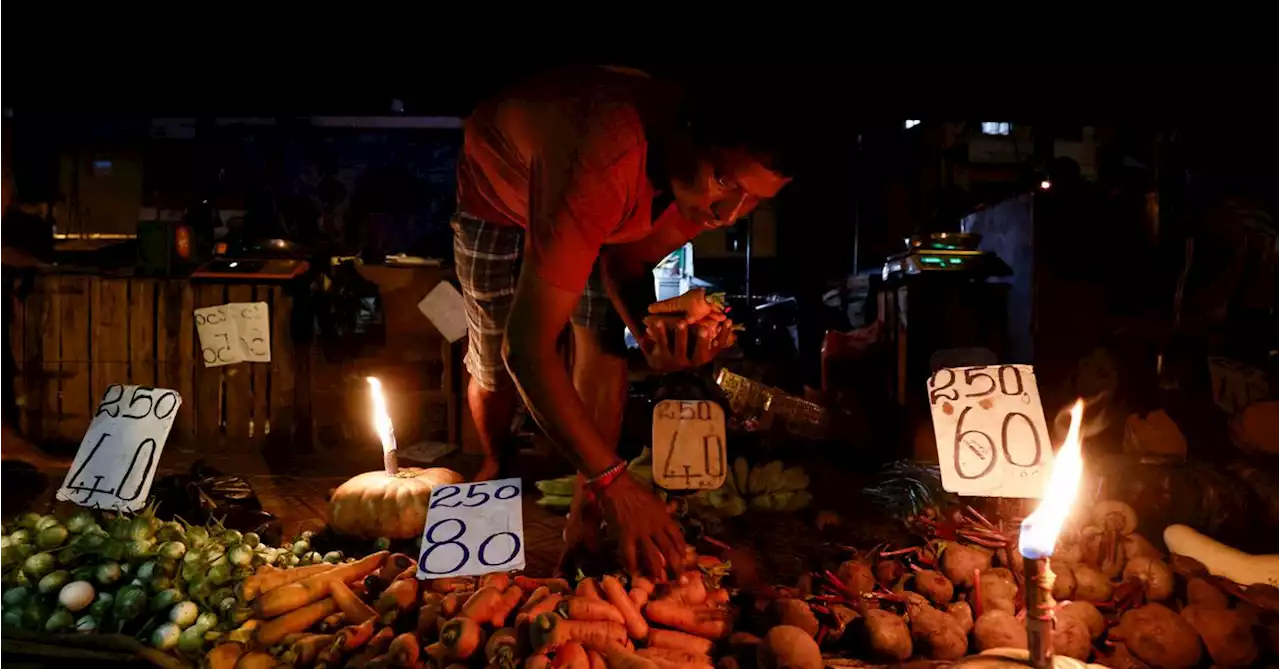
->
[640,315,736,372]
[599,473,686,580]
[646,288,726,325]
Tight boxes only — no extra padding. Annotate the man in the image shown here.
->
[454,66,792,578]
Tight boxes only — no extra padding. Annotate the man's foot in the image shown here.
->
[472,458,502,482]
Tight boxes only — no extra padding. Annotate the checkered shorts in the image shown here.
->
[452,214,624,391]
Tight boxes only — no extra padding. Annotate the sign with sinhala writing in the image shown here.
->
[926,364,1054,498]
[653,400,728,490]
[194,302,271,367]
[57,384,182,512]
[416,477,526,578]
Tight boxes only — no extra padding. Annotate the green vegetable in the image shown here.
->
[187,579,211,601]
[536,495,572,510]
[3,586,31,607]
[23,599,51,630]
[11,568,32,588]
[181,562,202,583]
[35,515,59,532]
[9,529,32,545]
[156,521,184,542]
[38,570,71,595]
[136,560,160,581]
[89,592,114,619]
[184,526,209,549]
[36,525,69,550]
[22,552,55,580]
[150,587,185,613]
[195,611,219,631]
[302,551,322,564]
[71,565,97,582]
[536,476,576,497]
[56,546,82,566]
[227,544,253,567]
[151,621,182,650]
[208,563,232,586]
[107,516,132,540]
[169,600,199,628]
[65,510,96,534]
[203,544,226,564]
[323,551,343,564]
[241,532,260,549]
[1,544,21,571]
[292,540,310,557]
[17,512,42,530]
[75,615,97,633]
[158,541,186,560]
[96,561,122,586]
[150,576,174,593]
[45,608,75,633]
[154,556,177,576]
[128,516,155,542]
[70,531,106,552]
[124,538,154,562]
[299,530,314,540]
[221,530,243,544]
[99,539,125,561]
[217,597,239,618]
[2,610,22,629]
[372,537,391,551]
[179,623,207,655]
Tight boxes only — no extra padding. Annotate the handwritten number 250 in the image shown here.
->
[95,385,179,421]
[430,483,519,509]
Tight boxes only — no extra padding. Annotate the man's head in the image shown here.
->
[663,87,795,228]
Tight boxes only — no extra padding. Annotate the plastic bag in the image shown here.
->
[151,461,281,543]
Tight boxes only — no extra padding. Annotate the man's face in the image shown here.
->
[670,147,790,228]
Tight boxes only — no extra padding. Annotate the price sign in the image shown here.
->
[1208,357,1269,415]
[228,302,271,363]
[653,400,728,490]
[926,365,1054,498]
[416,477,526,578]
[57,384,182,511]
[194,305,245,367]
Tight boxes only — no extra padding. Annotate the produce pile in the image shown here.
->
[0,504,359,661]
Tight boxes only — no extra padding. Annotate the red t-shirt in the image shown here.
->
[456,66,703,292]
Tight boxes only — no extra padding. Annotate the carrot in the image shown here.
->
[490,585,526,627]
[647,630,713,656]
[601,575,648,640]
[201,642,246,669]
[630,577,655,608]
[256,597,340,646]
[441,591,469,617]
[660,575,706,606]
[595,643,658,669]
[460,586,505,621]
[319,612,346,633]
[561,596,625,624]
[576,578,603,600]
[530,613,627,653]
[416,600,444,640]
[438,617,487,660]
[518,586,552,621]
[526,654,552,669]
[642,601,728,640]
[330,580,378,624]
[587,649,607,669]
[486,627,520,669]
[636,648,714,669]
[254,552,388,618]
[280,633,335,666]
[630,589,650,608]
[331,618,378,653]
[233,651,277,669]
[375,578,420,622]
[340,627,396,669]
[482,573,511,591]
[228,620,262,645]
[521,593,563,626]
[384,632,420,668]
[428,577,470,594]
[552,641,590,669]
[241,562,336,601]
[516,576,572,594]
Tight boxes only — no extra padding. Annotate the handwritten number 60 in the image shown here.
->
[954,407,1041,479]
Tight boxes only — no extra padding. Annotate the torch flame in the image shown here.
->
[1019,399,1086,559]
[367,376,396,455]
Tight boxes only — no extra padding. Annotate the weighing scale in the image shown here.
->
[191,239,310,280]
[882,232,1011,281]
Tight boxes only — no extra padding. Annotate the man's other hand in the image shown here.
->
[640,315,735,372]
[599,473,686,581]
[646,288,726,325]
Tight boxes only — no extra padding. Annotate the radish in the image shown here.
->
[1164,524,1279,587]
[57,581,96,612]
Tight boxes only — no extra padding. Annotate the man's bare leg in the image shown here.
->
[468,376,521,482]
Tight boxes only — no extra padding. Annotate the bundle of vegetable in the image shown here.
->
[697,458,811,517]
[536,449,654,512]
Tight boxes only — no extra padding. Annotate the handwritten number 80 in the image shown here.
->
[417,518,522,574]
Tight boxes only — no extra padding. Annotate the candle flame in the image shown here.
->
[1020,399,1086,559]
[367,377,396,455]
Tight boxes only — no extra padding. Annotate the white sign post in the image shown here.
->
[926,364,1054,498]
[57,384,182,512]
[416,477,526,578]
[652,400,728,491]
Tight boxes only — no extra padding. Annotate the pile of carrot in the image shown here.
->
[199,552,736,669]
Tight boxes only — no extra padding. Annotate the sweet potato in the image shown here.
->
[1051,613,1091,660]
[1185,577,1229,609]
[861,609,911,662]
[946,601,972,635]
[1059,601,1104,640]
[836,560,876,595]
[756,625,822,669]
[1071,564,1113,603]
[1051,564,1076,600]
[978,568,1017,615]
[913,570,954,606]
[905,597,966,661]
[941,544,992,589]
[1112,603,1202,669]
[1181,604,1257,667]
[973,610,1027,651]
[1123,557,1174,602]
[770,599,819,637]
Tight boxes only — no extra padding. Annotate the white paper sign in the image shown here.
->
[927,365,1054,498]
[416,477,526,578]
[195,305,245,366]
[653,400,728,490]
[418,283,468,343]
[57,384,182,511]
[1208,357,1269,415]
[228,302,271,363]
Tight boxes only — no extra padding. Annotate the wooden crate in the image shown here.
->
[10,274,309,458]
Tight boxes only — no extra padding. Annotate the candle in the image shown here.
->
[367,376,398,475]
[1018,399,1086,669]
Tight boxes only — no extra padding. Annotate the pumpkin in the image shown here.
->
[328,467,464,539]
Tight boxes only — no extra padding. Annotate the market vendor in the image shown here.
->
[455,66,792,578]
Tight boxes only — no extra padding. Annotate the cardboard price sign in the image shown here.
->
[653,400,728,490]
[194,302,271,367]
[927,365,1054,498]
[1208,357,1269,415]
[57,384,182,511]
[416,477,526,578]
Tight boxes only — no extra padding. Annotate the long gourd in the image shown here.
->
[1164,524,1279,587]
